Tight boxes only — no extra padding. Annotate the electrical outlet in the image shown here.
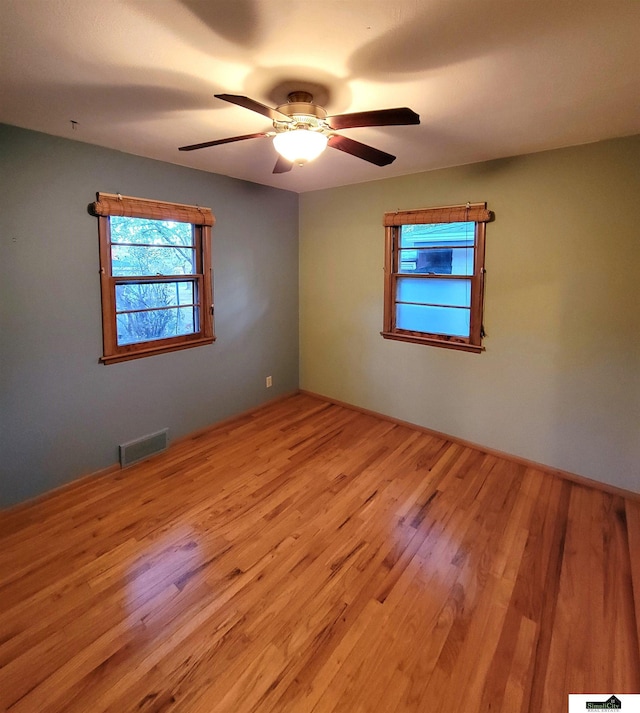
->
[266,376,272,388]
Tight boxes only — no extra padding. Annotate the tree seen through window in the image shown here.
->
[110,217,197,346]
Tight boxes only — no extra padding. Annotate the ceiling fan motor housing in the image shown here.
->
[275,92,328,133]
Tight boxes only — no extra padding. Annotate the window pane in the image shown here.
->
[110,216,194,247]
[111,245,196,276]
[396,303,470,337]
[399,247,474,275]
[116,306,197,345]
[400,222,475,248]
[115,281,195,312]
[397,277,471,307]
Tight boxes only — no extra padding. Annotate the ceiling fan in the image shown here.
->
[179,91,420,174]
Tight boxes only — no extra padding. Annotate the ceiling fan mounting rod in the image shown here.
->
[287,91,313,103]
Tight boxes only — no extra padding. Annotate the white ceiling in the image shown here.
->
[1,0,639,193]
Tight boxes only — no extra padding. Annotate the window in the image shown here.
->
[382,203,493,352]
[90,193,215,364]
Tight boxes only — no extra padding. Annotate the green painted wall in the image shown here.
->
[0,124,299,507]
[300,136,640,493]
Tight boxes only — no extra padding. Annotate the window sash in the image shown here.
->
[113,277,201,350]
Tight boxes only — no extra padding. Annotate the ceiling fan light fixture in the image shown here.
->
[273,129,328,164]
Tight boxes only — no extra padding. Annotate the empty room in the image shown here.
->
[1,1,639,712]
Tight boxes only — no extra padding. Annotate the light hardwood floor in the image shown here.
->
[1,393,638,712]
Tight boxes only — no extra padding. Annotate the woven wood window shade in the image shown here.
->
[383,203,492,227]
[90,192,215,227]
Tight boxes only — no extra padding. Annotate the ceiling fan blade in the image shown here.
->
[273,155,293,174]
[328,134,396,166]
[215,94,291,123]
[326,107,420,130]
[179,132,269,151]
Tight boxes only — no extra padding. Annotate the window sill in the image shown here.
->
[380,331,483,353]
[100,336,215,364]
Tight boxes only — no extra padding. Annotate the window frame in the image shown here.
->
[91,193,215,364]
[381,203,492,353]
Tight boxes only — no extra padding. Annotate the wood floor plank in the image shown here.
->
[625,498,640,657]
[0,393,637,713]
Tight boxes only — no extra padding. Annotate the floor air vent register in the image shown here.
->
[119,428,169,467]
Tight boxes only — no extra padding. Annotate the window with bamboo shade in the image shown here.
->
[90,193,215,364]
[382,203,493,352]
